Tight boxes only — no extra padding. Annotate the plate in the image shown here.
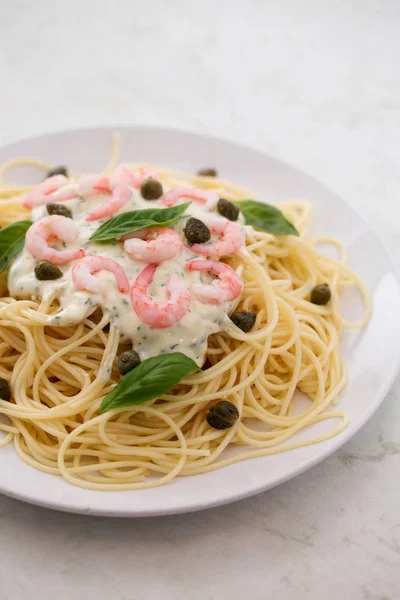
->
[0,125,399,517]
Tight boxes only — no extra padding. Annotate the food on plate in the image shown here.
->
[0,137,370,490]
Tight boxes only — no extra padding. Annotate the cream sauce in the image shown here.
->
[8,181,245,364]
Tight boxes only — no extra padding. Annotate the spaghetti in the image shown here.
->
[0,135,370,490]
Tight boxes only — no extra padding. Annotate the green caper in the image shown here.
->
[0,377,11,402]
[207,401,239,430]
[310,283,331,305]
[140,178,163,200]
[34,260,63,281]
[217,198,240,221]
[46,165,68,178]
[197,168,217,177]
[118,350,141,375]
[46,203,72,219]
[183,217,211,245]
[230,311,256,332]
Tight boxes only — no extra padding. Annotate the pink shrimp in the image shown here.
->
[86,184,133,222]
[130,264,191,328]
[23,175,77,209]
[25,215,85,264]
[123,227,183,264]
[72,256,130,295]
[110,163,157,189]
[77,174,112,197]
[163,187,218,208]
[190,216,245,258]
[186,260,243,304]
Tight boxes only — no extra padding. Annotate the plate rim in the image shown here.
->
[0,123,399,517]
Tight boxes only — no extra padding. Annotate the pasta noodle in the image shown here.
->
[0,135,370,490]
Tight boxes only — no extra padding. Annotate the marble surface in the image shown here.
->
[0,1,400,598]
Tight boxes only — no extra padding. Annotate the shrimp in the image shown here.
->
[77,174,111,196]
[163,187,218,209]
[190,216,245,258]
[110,163,157,189]
[131,264,191,328]
[25,215,85,264]
[124,227,183,264]
[186,260,243,304]
[72,256,130,295]
[23,175,77,209]
[86,184,133,222]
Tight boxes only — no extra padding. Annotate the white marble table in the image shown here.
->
[0,1,399,598]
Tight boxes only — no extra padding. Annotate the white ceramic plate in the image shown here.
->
[0,125,399,517]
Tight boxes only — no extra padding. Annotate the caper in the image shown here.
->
[46,203,72,219]
[118,350,141,375]
[0,377,11,402]
[46,165,68,178]
[207,401,239,430]
[217,198,240,221]
[140,178,163,200]
[230,311,256,332]
[310,283,331,305]
[197,168,217,177]
[183,217,211,245]
[34,260,63,281]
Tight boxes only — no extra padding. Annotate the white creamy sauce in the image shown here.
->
[8,183,245,365]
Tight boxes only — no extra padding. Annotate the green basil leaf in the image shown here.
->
[0,220,32,274]
[237,200,299,236]
[89,202,191,243]
[100,352,201,413]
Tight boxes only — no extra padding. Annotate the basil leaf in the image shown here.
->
[237,200,298,236]
[100,352,201,413]
[0,220,32,273]
[89,202,191,243]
